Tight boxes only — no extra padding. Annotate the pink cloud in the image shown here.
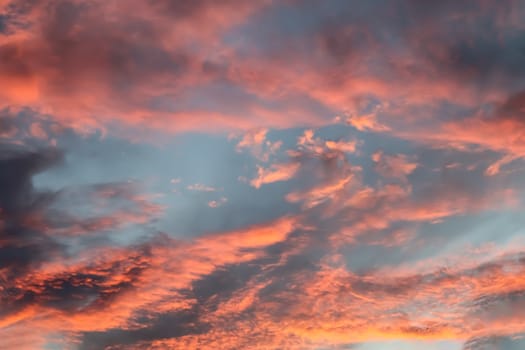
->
[372,151,418,181]
[250,162,301,189]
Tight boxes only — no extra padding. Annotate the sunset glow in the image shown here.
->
[1,1,525,349]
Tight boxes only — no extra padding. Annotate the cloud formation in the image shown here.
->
[1,1,525,349]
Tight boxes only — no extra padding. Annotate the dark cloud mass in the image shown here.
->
[0,145,63,272]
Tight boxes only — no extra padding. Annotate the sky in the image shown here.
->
[1,0,525,349]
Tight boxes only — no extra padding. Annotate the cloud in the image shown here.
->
[0,215,298,349]
[235,128,268,150]
[187,183,218,192]
[234,128,282,162]
[0,0,271,134]
[0,143,167,342]
[1,1,525,349]
[0,137,523,349]
[25,183,165,237]
[372,151,418,182]
[60,244,525,349]
[250,162,300,189]
[0,0,520,143]
[0,144,64,277]
[297,129,358,157]
[287,174,354,210]
[347,113,390,132]
[208,197,227,208]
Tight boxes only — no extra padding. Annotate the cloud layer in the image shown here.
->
[1,1,525,349]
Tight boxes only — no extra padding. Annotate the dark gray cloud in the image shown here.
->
[0,245,151,324]
[0,144,64,275]
[79,307,208,350]
[0,142,163,330]
[76,261,262,349]
[0,110,18,136]
[497,89,525,121]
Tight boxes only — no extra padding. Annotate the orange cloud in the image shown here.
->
[287,174,354,210]
[0,216,298,347]
[250,162,300,188]
[234,128,283,162]
[297,129,358,157]
[347,113,390,132]
[78,247,525,350]
[0,0,277,135]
